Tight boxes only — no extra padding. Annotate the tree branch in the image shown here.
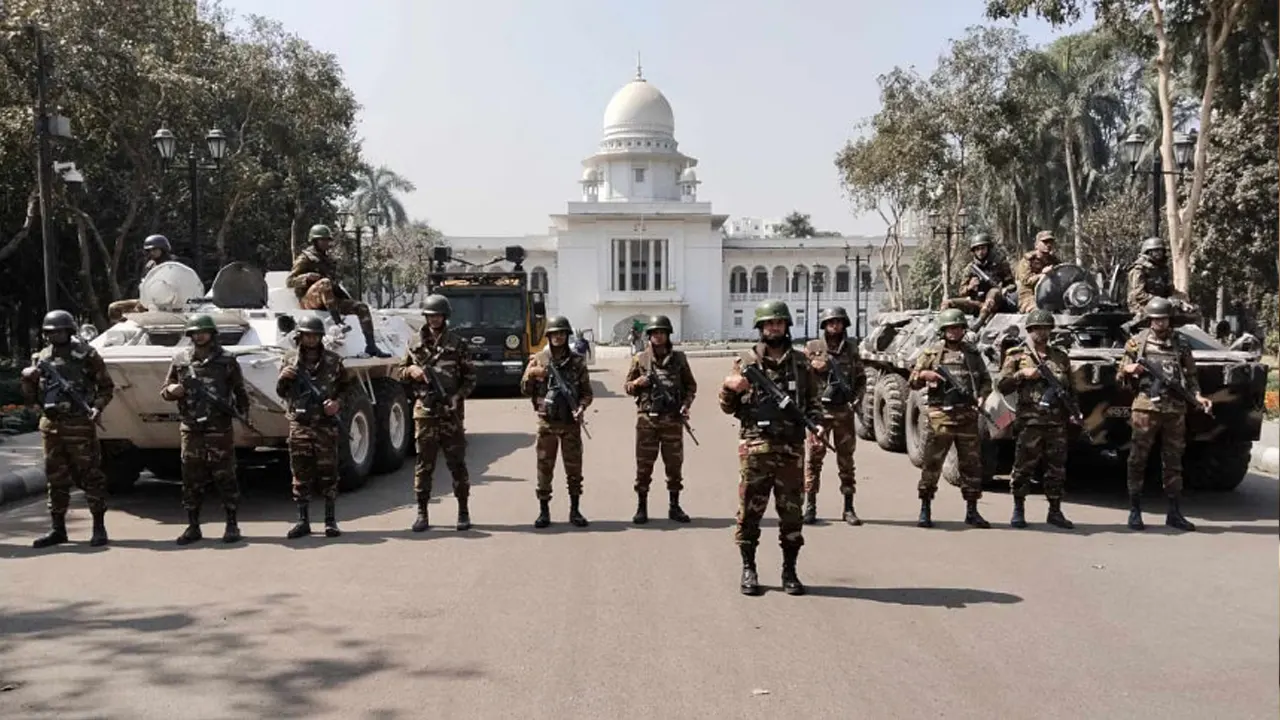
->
[0,189,39,265]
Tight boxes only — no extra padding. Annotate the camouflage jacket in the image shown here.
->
[623,346,697,417]
[22,338,114,424]
[277,346,356,425]
[286,248,341,299]
[959,256,1015,297]
[1126,256,1184,314]
[1014,250,1060,311]
[718,343,822,448]
[521,345,593,424]
[1118,328,1200,414]
[390,328,477,420]
[996,342,1075,425]
[804,336,866,416]
[161,344,250,432]
[909,340,992,421]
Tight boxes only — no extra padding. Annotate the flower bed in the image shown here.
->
[0,403,37,434]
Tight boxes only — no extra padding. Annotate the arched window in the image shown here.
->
[751,266,769,293]
[790,265,808,294]
[859,266,873,291]
[729,266,748,294]
[834,265,851,293]
[811,264,829,293]
[530,266,549,293]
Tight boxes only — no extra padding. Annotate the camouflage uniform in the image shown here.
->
[1014,244,1060,312]
[162,319,250,544]
[21,311,115,548]
[520,317,593,528]
[802,311,866,525]
[277,319,357,538]
[622,319,697,524]
[286,224,389,357]
[391,313,476,532]
[942,235,1015,328]
[909,309,993,528]
[107,234,176,323]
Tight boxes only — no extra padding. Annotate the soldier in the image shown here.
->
[277,316,357,539]
[391,294,476,532]
[520,315,593,529]
[20,310,115,548]
[1117,297,1210,532]
[1126,237,1194,316]
[803,306,866,525]
[996,310,1076,529]
[107,234,178,323]
[941,233,1016,330]
[908,308,993,529]
[622,314,696,525]
[286,224,391,358]
[719,300,823,596]
[160,315,249,544]
[1014,230,1061,312]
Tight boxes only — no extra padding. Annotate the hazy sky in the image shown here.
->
[222,0,1082,237]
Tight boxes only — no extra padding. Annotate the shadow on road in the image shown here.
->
[589,378,624,399]
[805,585,1023,608]
[1057,471,1278,525]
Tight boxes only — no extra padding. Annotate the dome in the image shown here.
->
[581,167,599,183]
[602,77,674,138]
[679,166,698,183]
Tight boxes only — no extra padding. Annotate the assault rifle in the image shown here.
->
[1023,344,1084,425]
[36,359,104,428]
[180,370,263,439]
[291,364,338,426]
[934,365,997,425]
[646,366,698,446]
[740,363,836,452]
[408,346,458,417]
[1135,355,1210,416]
[969,262,997,291]
[823,359,856,410]
[547,358,591,439]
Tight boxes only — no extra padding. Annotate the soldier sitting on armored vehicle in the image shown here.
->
[1126,237,1196,319]
[287,223,391,358]
[107,234,181,323]
[941,233,1015,331]
[1015,231,1060,312]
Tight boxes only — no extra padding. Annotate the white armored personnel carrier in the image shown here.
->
[83,261,417,493]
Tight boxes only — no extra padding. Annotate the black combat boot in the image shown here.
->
[287,502,312,539]
[739,545,761,596]
[324,499,342,538]
[1010,497,1028,528]
[842,494,861,526]
[1046,499,1075,529]
[411,496,430,533]
[176,509,203,546]
[1127,495,1145,530]
[455,496,471,532]
[668,490,690,523]
[1165,496,1196,532]
[781,546,806,596]
[360,321,391,358]
[964,499,991,529]
[329,309,350,332]
[32,512,68,549]
[917,497,934,528]
[632,491,649,525]
[89,511,109,547]
[534,499,551,528]
[222,509,242,543]
[802,492,817,524]
[568,495,589,527]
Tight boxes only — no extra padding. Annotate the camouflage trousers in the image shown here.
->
[300,279,376,335]
[414,416,469,500]
[919,409,983,501]
[535,420,584,500]
[634,414,684,493]
[1009,423,1067,500]
[1127,409,1186,497]
[180,428,240,511]
[106,298,146,323]
[40,417,107,514]
[288,422,340,502]
[805,410,856,496]
[734,440,805,550]
[942,287,1004,318]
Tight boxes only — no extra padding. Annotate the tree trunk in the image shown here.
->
[1063,130,1084,266]
[73,216,108,329]
[0,191,39,264]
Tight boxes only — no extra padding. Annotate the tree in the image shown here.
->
[363,220,441,308]
[347,165,417,228]
[773,211,817,238]
[1077,184,1148,278]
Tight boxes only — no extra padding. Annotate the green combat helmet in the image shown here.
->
[819,306,850,328]
[41,310,77,332]
[1145,297,1173,318]
[969,233,994,250]
[753,299,793,329]
[936,308,968,329]
[422,294,452,318]
[308,224,334,241]
[184,314,217,336]
[1140,237,1166,254]
[1025,309,1055,329]
[645,315,673,334]
[296,316,325,335]
[545,316,573,334]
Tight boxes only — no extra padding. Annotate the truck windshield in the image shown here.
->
[446,293,525,330]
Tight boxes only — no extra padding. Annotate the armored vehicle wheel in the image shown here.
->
[942,426,998,488]
[873,373,908,452]
[371,378,412,474]
[1184,440,1252,492]
[904,389,928,468]
[102,441,143,494]
[337,390,376,492]
[143,451,183,481]
[855,369,879,441]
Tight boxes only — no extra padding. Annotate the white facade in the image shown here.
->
[441,65,922,344]
[723,216,785,238]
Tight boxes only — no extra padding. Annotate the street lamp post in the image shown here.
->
[843,243,875,338]
[336,209,382,302]
[928,207,969,309]
[152,127,228,282]
[1119,130,1197,236]
[812,272,825,340]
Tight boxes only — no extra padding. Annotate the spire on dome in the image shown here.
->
[635,52,643,81]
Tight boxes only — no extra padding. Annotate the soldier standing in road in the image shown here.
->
[1014,231,1061,312]
[719,300,824,596]
[1126,237,1195,317]
[941,234,1016,331]
[803,306,866,526]
[996,310,1076,529]
[622,314,696,525]
[286,224,391,358]
[161,315,250,545]
[520,315,593,529]
[21,310,115,548]
[391,294,476,532]
[1117,297,1209,532]
[277,316,357,539]
[107,234,179,323]
[908,308,993,529]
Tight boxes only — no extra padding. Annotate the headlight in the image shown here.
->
[1064,280,1097,310]
[505,334,520,350]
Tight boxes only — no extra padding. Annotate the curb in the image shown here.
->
[1250,445,1279,476]
[0,466,46,508]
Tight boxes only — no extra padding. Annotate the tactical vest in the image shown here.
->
[287,349,344,425]
[533,348,579,424]
[636,348,685,417]
[1011,344,1071,421]
[34,339,94,420]
[292,249,339,297]
[1131,258,1174,298]
[736,347,808,443]
[1133,330,1186,404]
[407,331,464,414]
[173,346,238,429]
[924,342,984,410]
[806,338,856,409]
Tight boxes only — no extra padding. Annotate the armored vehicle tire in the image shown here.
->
[337,390,376,492]
[371,378,412,474]
[102,441,143,493]
[942,428,998,488]
[1184,440,1252,492]
[143,451,183,481]
[904,389,927,468]
[855,369,878,441]
[873,373,908,452]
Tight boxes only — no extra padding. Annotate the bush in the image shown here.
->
[0,404,38,434]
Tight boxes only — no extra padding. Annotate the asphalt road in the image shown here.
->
[1,357,1276,719]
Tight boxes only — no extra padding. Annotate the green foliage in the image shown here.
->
[773,211,818,239]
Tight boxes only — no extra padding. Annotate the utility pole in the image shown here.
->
[32,25,57,312]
